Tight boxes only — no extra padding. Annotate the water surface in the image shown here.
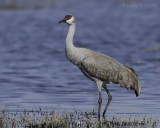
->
[0,0,160,118]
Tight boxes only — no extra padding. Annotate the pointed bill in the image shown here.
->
[58,19,66,23]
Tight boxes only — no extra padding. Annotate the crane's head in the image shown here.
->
[59,14,75,25]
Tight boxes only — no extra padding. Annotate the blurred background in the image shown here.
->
[0,0,160,117]
[0,0,55,9]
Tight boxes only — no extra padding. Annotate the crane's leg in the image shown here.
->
[102,84,112,117]
[98,91,102,121]
[96,81,102,121]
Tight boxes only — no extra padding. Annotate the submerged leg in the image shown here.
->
[96,81,103,121]
[102,84,112,117]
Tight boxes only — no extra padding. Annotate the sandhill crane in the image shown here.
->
[59,14,141,120]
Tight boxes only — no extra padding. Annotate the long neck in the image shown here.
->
[65,22,83,66]
[65,23,76,50]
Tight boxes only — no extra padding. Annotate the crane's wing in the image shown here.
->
[80,53,141,97]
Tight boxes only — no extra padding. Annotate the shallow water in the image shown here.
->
[0,0,160,119]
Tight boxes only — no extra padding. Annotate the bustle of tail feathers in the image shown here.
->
[122,65,141,97]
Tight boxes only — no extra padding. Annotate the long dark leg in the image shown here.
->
[102,84,112,117]
[98,91,102,121]
[96,81,103,121]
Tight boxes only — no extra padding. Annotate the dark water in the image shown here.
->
[0,0,160,118]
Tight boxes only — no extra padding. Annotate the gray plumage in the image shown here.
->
[79,49,140,96]
[59,14,141,119]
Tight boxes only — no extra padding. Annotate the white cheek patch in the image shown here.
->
[66,17,75,24]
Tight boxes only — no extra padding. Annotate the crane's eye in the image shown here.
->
[65,15,72,20]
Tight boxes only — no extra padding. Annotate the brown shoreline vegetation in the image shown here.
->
[0,106,159,128]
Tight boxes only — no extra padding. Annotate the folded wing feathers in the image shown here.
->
[80,53,141,97]
[119,65,141,97]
